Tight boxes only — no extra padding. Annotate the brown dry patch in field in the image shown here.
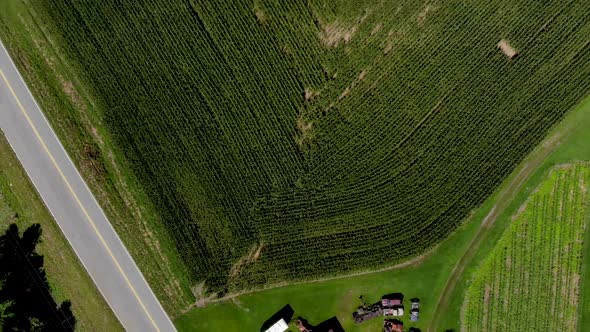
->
[304,88,320,102]
[229,242,264,279]
[482,284,491,328]
[295,115,313,146]
[91,127,104,146]
[189,282,218,308]
[358,70,367,81]
[319,21,358,47]
[505,255,511,269]
[417,4,437,26]
[338,86,351,101]
[371,23,383,36]
[569,273,581,322]
[80,143,106,181]
[384,42,393,55]
[498,39,518,59]
[59,76,85,110]
[254,8,267,24]
[580,174,588,194]
[253,243,263,261]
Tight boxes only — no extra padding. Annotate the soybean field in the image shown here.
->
[462,164,590,332]
[33,0,590,293]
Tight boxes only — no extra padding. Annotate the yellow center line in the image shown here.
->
[0,69,161,332]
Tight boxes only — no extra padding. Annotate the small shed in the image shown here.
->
[497,39,518,59]
[264,318,289,332]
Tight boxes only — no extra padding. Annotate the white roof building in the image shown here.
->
[264,318,289,332]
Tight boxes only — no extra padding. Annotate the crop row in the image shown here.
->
[36,0,590,292]
[463,165,589,331]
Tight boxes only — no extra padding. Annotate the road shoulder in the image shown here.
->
[0,132,123,331]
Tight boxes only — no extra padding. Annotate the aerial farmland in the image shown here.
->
[0,0,589,331]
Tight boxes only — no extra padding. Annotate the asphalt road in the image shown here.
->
[0,41,176,332]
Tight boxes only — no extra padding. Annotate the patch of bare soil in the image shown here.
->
[383,42,393,55]
[338,86,351,101]
[304,88,319,102]
[371,23,383,36]
[188,282,218,309]
[319,21,358,47]
[229,242,264,279]
[497,39,518,59]
[253,243,263,261]
[417,4,437,26]
[254,8,266,24]
[295,115,313,146]
[482,284,491,326]
[358,70,367,81]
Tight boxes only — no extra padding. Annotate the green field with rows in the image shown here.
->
[26,0,590,295]
[462,164,590,331]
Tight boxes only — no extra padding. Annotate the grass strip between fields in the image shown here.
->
[431,94,590,331]
[462,164,589,331]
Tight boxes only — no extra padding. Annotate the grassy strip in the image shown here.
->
[0,132,123,331]
[433,95,590,331]
[0,0,194,314]
[578,175,590,330]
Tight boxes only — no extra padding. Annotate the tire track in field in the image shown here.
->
[428,129,566,332]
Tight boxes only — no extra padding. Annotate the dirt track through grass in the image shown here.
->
[428,114,578,331]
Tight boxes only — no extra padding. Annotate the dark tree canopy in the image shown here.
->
[0,224,76,331]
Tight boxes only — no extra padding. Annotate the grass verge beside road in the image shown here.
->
[0,0,194,314]
[0,132,123,331]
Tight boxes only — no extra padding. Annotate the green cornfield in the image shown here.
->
[32,0,590,293]
[463,164,590,331]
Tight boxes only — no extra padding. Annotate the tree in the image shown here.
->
[0,223,76,331]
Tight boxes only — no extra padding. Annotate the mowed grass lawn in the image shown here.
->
[176,95,590,331]
[0,133,122,331]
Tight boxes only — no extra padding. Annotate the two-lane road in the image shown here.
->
[0,41,176,331]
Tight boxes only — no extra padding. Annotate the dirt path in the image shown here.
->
[427,131,566,332]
